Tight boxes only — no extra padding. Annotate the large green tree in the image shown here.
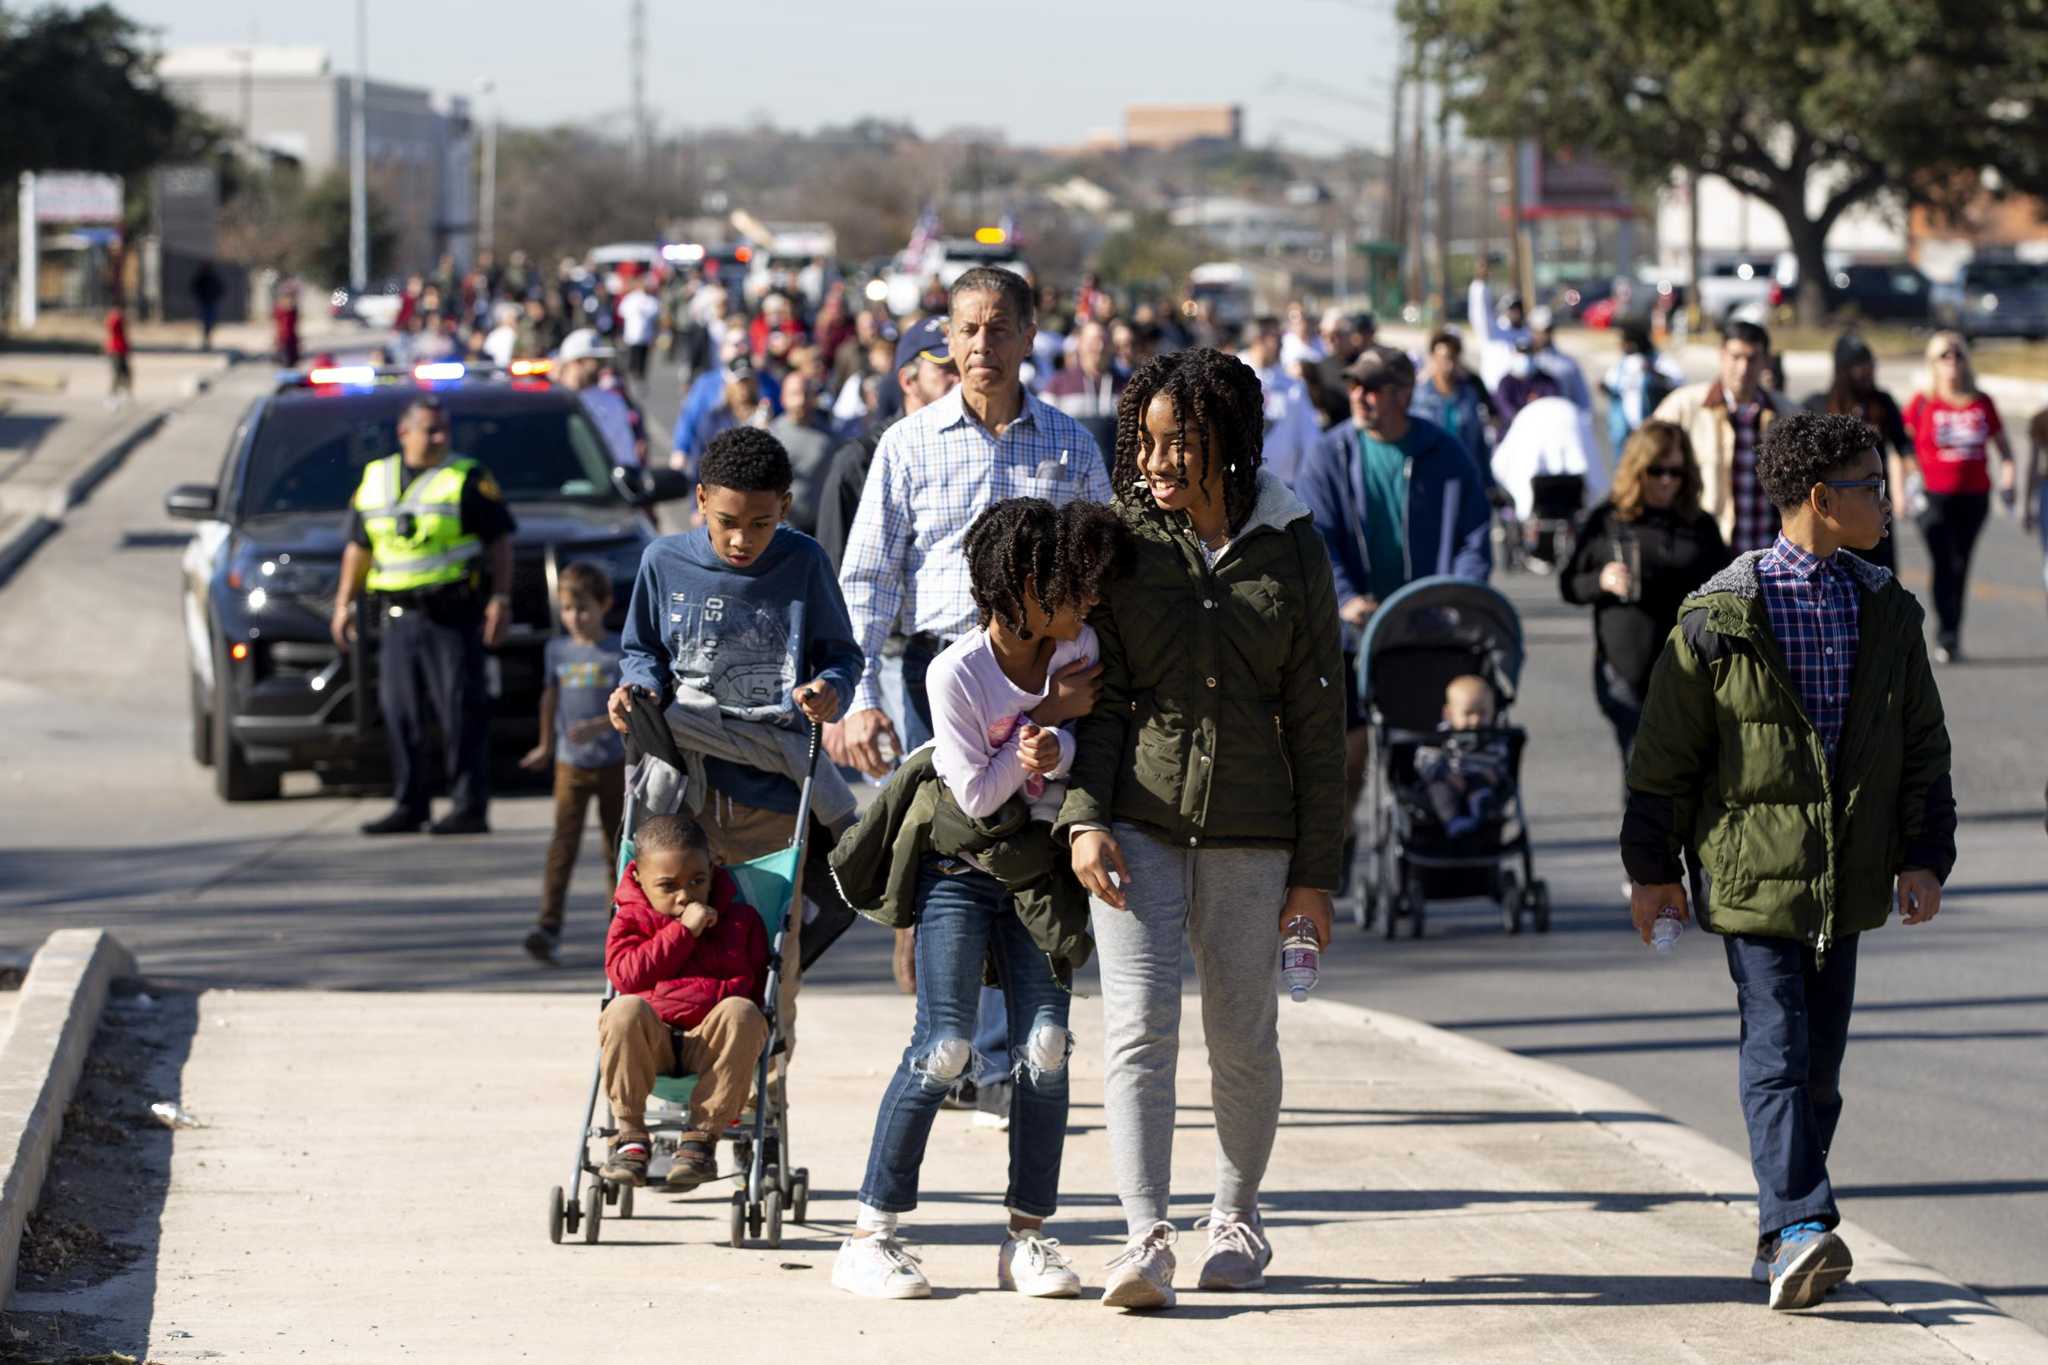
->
[1405,0,2048,321]
[0,3,195,186]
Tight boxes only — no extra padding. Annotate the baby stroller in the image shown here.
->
[547,690,817,1249]
[1352,576,1550,938]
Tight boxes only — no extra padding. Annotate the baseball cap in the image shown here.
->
[556,328,615,362]
[1343,345,1416,389]
[1527,305,1556,332]
[895,314,952,372]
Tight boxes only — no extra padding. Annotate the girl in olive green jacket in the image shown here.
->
[1055,349,1346,1310]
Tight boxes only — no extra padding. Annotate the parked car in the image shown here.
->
[165,362,688,801]
[1693,257,1779,328]
[1935,259,2048,340]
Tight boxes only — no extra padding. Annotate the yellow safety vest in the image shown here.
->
[351,454,483,593]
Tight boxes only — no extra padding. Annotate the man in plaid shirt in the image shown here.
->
[836,266,1112,778]
[1652,321,1795,552]
[1623,411,1953,1312]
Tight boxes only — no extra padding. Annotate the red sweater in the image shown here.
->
[605,863,768,1029]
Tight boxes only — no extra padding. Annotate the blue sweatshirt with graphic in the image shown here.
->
[621,525,862,813]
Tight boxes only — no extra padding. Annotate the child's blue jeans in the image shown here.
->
[857,859,1072,1217]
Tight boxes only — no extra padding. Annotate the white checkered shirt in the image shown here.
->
[839,385,1112,713]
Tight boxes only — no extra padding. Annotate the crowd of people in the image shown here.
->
[431,244,2014,1318]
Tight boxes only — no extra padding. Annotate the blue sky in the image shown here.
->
[118,0,1405,152]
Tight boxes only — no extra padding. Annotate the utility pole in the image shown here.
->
[349,0,368,292]
[1435,52,1453,309]
[1384,44,1406,248]
[478,80,498,257]
[629,0,651,172]
[1406,32,1426,311]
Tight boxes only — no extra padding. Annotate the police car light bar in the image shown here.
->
[306,365,377,386]
[508,359,553,377]
[414,362,466,381]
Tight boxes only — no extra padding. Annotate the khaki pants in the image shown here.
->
[695,790,802,1085]
[538,761,624,933]
[599,994,767,1144]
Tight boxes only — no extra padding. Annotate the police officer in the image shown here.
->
[330,396,516,835]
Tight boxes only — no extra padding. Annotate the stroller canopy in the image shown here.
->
[1357,576,1526,730]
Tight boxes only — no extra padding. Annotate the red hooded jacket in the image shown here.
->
[605,862,769,1029]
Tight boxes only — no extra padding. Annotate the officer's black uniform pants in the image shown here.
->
[379,603,491,819]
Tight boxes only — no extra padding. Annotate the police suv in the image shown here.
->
[167,360,686,800]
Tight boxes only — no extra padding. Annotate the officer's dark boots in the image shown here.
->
[362,808,424,836]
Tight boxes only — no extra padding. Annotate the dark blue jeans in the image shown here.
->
[1724,931,1860,1239]
[901,641,1010,1082]
[857,860,1073,1218]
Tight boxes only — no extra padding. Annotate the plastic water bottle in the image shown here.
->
[1651,908,1684,954]
[1280,916,1320,1001]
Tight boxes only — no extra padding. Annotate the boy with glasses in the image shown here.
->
[1623,411,1955,1311]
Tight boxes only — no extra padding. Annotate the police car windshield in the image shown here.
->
[238,391,625,519]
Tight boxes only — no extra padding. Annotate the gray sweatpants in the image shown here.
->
[1092,820,1291,1235]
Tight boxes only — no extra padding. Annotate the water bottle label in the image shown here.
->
[1281,944,1317,972]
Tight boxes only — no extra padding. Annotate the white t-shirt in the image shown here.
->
[925,624,1099,825]
[618,291,662,347]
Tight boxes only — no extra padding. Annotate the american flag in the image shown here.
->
[902,204,941,270]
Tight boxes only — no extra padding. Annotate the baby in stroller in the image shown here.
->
[1411,675,1515,839]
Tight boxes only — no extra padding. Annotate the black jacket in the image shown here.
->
[1561,501,1731,695]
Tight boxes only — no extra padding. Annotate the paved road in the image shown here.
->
[1,339,2044,1329]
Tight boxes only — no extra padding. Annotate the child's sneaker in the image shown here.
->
[523,926,560,964]
[997,1230,1081,1297]
[1762,1221,1854,1310]
[598,1138,649,1186]
[1100,1221,1177,1311]
[664,1138,716,1190]
[1193,1212,1272,1290]
[833,1233,931,1299]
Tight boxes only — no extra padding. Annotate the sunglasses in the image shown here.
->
[1645,465,1685,481]
[1820,477,1887,495]
[1935,351,1961,360]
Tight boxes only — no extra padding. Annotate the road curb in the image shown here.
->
[0,928,136,1315]
[0,408,168,592]
[1309,996,2048,1364]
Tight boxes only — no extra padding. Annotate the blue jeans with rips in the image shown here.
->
[1724,931,1860,1239]
[856,859,1072,1217]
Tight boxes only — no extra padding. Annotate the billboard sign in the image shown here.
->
[34,172,125,224]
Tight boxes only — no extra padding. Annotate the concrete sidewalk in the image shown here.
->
[13,984,2038,1364]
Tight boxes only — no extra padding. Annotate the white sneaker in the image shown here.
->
[1194,1212,1272,1290]
[998,1230,1082,1298]
[1100,1220,1178,1310]
[832,1233,931,1299]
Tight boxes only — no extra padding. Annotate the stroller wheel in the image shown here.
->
[791,1170,810,1224]
[765,1190,785,1248]
[548,1185,566,1245]
[729,1190,747,1249]
[1531,881,1553,933]
[618,1183,635,1220]
[582,1181,604,1245]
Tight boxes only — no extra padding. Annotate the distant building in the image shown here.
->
[159,46,474,279]
[1654,170,1908,277]
[1910,191,2048,280]
[1125,104,1243,150]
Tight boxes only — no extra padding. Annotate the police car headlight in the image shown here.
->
[231,549,339,611]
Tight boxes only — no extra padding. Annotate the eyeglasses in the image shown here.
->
[1820,477,1887,495]
[1644,466,1685,481]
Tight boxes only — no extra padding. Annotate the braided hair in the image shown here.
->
[1109,347,1266,534]
[962,497,1132,640]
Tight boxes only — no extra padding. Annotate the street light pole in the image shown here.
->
[348,0,369,292]
[478,80,498,257]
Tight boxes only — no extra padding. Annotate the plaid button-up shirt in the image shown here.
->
[1757,535,1860,765]
[1727,398,1779,553]
[839,385,1111,714]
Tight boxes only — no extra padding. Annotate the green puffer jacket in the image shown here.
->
[1053,470,1348,889]
[827,745,1092,984]
[1621,549,1956,951]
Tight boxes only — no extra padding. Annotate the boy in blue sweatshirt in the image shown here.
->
[609,426,864,1068]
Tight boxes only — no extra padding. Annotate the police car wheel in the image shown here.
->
[190,669,214,768]
[212,639,281,802]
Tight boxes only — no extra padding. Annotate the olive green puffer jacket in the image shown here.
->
[1054,471,1348,889]
[1621,549,1957,951]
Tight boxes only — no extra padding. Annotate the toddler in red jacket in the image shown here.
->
[597,814,770,1189]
